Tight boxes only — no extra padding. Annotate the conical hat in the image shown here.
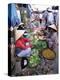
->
[47,7,53,12]
[18,22,24,26]
[48,24,57,31]
[15,30,25,41]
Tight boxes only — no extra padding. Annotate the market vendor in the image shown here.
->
[46,24,58,52]
[15,30,32,57]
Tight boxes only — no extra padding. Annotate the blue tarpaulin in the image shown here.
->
[27,4,32,18]
[8,3,20,28]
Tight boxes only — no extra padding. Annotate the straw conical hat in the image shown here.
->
[48,24,57,31]
[18,22,24,26]
[15,30,25,41]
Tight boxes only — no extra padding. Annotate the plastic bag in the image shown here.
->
[8,3,20,28]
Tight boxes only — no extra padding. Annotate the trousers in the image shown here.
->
[16,48,31,57]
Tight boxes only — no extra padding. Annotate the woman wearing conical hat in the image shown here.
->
[15,30,33,57]
[46,24,58,53]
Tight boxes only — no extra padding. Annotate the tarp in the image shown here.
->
[8,3,20,28]
[27,4,32,18]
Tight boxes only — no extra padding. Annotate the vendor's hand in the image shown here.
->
[29,39,33,41]
[30,44,33,48]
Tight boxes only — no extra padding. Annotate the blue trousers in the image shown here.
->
[16,48,31,57]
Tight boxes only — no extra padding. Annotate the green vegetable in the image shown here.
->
[32,39,48,52]
[28,49,41,67]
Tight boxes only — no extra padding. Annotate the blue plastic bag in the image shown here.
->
[8,3,20,28]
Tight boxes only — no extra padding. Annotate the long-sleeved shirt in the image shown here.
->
[15,37,32,49]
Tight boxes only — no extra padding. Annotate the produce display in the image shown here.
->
[28,49,41,67]
[31,37,48,52]
[28,31,48,67]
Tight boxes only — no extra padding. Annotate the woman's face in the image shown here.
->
[47,27,53,33]
[46,27,55,38]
